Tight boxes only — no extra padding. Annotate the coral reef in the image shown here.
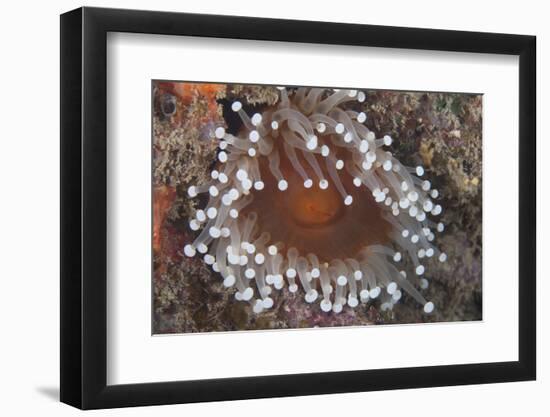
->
[152,82,482,333]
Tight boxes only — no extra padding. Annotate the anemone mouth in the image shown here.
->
[184,87,447,314]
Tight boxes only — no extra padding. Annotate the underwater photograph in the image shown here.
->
[152,81,482,334]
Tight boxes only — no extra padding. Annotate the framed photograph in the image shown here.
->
[60,6,536,409]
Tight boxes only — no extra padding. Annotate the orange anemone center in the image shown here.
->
[288,181,344,228]
[239,142,392,262]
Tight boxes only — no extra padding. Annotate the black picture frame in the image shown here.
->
[60,6,536,410]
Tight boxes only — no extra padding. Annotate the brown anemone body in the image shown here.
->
[240,142,392,262]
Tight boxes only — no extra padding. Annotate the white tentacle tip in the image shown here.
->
[206,207,218,219]
[231,101,242,112]
[305,289,318,303]
[392,290,402,301]
[254,181,265,190]
[242,178,253,190]
[222,194,233,206]
[249,130,260,143]
[251,113,262,126]
[320,299,332,312]
[344,195,353,206]
[214,127,226,139]
[423,200,434,212]
[262,297,274,309]
[241,287,254,301]
[337,276,348,286]
[408,190,419,202]
[208,185,219,197]
[255,253,265,265]
[235,168,248,181]
[209,227,221,239]
[359,289,370,301]
[196,209,206,222]
[423,301,435,314]
[348,296,359,307]
[223,275,236,287]
[218,151,228,163]
[432,204,443,216]
[252,300,264,314]
[183,244,196,257]
[278,179,288,191]
[369,287,381,299]
[306,135,318,150]
[366,151,377,163]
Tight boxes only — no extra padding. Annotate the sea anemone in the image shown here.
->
[183,87,446,315]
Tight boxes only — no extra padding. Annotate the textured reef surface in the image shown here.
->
[152,82,482,333]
